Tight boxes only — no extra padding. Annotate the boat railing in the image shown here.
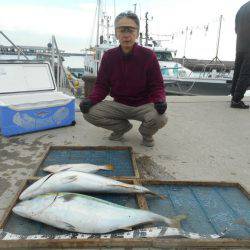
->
[0,31,29,60]
[0,31,70,91]
[50,35,69,90]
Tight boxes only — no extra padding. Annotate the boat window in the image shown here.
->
[155,52,173,62]
[161,68,169,76]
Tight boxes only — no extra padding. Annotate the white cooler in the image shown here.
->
[0,61,75,137]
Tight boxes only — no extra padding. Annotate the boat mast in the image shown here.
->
[113,0,116,19]
[205,15,225,72]
[145,12,149,46]
[215,15,223,60]
[96,0,101,47]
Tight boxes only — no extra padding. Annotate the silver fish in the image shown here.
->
[43,163,114,174]
[19,171,164,200]
[13,193,186,233]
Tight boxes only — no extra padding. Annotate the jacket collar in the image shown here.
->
[119,43,139,59]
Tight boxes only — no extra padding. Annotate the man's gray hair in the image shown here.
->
[114,11,140,30]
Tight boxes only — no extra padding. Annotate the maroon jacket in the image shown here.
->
[88,43,166,107]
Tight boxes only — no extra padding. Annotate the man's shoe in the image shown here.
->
[231,100,249,109]
[142,136,155,147]
[109,124,133,141]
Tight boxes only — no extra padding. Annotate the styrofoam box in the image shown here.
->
[0,62,75,137]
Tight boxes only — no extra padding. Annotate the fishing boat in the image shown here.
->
[151,45,232,95]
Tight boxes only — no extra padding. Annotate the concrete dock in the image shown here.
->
[0,95,250,248]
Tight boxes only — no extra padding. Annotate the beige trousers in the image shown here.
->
[83,101,167,138]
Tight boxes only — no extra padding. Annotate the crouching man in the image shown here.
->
[80,11,167,147]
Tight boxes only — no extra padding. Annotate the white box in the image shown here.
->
[0,61,75,137]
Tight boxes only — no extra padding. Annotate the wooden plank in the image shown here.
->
[153,238,250,248]
[133,179,148,210]
[0,180,28,230]
[0,238,249,249]
[139,180,249,198]
[139,179,248,190]
[26,176,138,182]
[236,183,250,199]
[128,147,141,178]
[50,145,133,151]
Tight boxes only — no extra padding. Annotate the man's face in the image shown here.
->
[115,17,139,52]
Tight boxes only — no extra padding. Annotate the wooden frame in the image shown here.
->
[0,238,250,249]
[138,179,250,199]
[0,146,249,248]
[1,179,249,248]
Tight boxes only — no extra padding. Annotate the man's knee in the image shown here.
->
[82,105,102,125]
[145,112,168,129]
[156,114,168,129]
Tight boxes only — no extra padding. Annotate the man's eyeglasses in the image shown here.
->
[116,26,137,34]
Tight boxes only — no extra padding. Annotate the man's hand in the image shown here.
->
[154,101,167,115]
[79,98,93,113]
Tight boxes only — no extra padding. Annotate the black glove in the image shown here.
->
[154,101,167,115]
[79,98,93,113]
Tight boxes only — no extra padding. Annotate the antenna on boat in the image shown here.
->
[204,15,226,73]
[215,15,223,60]
[182,26,189,65]
[133,3,137,14]
[145,12,153,46]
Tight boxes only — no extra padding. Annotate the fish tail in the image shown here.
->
[104,164,114,171]
[168,214,187,229]
[43,166,50,172]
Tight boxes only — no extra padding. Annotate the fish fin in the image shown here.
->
[43,166,53,172]
[59,167,71,172]
[33,173,54,190]
[108,184,131,189]
[61,193,78,202]
[170,214,187,229]
[120,226,133,231]
[103,164,114,171]
[61,175,78,184]
[62,222,77,232]
[43,167,48,172]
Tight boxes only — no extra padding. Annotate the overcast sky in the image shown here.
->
[0,0,248,60]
